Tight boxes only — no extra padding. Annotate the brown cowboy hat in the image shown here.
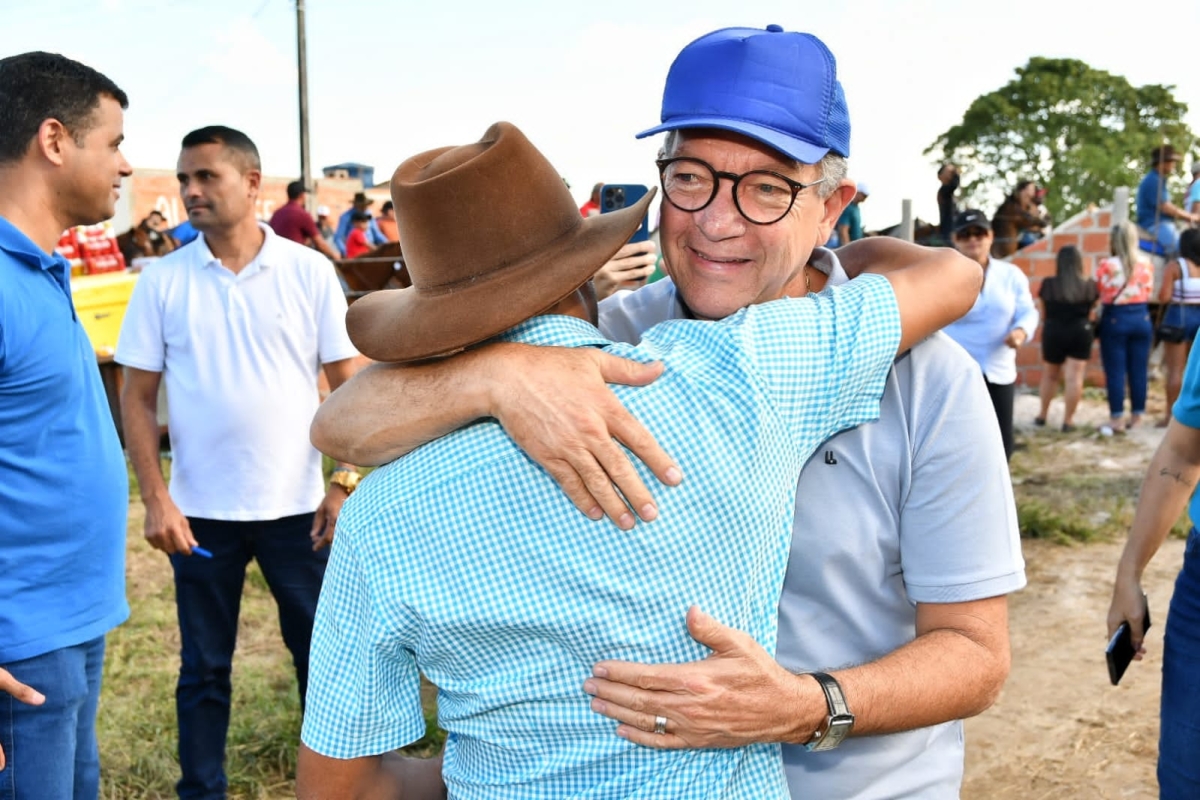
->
[346,121,655,362]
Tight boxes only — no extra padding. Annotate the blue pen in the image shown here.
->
[191,546,213,558]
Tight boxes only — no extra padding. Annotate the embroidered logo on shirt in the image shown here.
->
[824,450,838,465]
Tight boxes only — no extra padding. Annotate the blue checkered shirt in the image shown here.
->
[303,274,901,798]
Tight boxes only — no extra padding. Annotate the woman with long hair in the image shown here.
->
[1095,221,1155,435]
[1157,229,1200,426]
[1035,246,1098,431]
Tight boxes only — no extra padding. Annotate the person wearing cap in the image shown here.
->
[115,125,362,798]
[1136,144,1199,255]
[334,191,387,254]
[268,178,340,260]
[315,204,339,254]
[310,26,1023,799]
[835,181,869,244]
[297,120,981,800]
[942,208,1039,459]
[342,209,373,258]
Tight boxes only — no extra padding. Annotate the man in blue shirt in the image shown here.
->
[333,191,387,254]
[1136,144,1198,255]
[0,51,133,797]
[297,121,980,798]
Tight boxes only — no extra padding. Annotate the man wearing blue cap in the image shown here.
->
[311,25,1023,798]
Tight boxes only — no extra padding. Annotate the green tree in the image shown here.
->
[926,57,1193,223]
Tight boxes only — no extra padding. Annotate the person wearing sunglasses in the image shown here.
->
[942,209,1040,460]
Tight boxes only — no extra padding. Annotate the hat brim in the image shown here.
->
[636,117,830,164]
[347,189,656,363]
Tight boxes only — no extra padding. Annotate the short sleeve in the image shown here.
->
[1173,344,1200,429]
[313,258,359,364]
[114,266,166,372]
[301,527,426,758]
[899,341,1026,601]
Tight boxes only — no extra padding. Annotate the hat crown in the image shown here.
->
[393,121,582,292]
[638,25,850,162]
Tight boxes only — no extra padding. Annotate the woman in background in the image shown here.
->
[1095,221,1155,435]
[1157,228,1200,426]
[1034,246,1098,432]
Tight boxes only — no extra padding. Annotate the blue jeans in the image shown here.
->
[172,513,327,800]
[1098,303,1153,417]
[0,636,105,800]
[1161,526,1200,797]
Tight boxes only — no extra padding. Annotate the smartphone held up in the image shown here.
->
[599,183,650,243]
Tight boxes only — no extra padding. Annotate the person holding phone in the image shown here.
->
[1108,344,1200,798]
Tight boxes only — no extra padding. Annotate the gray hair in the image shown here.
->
[661,130,847,198]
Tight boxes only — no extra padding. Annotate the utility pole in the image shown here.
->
[296,0,313,210]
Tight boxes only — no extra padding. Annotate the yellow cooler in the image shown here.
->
[70,271,139,358]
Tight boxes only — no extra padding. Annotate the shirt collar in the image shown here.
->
[197,221,277,274]
[495,314,610,350]
[0,215,70,275]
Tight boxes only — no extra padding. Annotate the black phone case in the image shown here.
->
[1106,603,1151,686]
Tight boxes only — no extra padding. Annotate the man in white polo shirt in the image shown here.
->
[116,125,360,800]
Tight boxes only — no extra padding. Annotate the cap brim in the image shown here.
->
[347,189,656,363]
[636,117,830,164]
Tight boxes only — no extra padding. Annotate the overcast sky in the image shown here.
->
[3,0,1198,230]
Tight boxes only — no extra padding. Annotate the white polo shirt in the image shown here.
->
[116,223,358,521]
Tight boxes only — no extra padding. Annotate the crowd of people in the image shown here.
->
[0,23,1198,800]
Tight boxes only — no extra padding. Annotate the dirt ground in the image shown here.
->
[961,391,1184,799]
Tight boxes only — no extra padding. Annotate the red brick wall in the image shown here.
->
[1009,209,1112,388]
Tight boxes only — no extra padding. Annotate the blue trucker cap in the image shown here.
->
[636,24,851,163]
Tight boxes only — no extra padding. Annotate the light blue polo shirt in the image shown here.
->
[303,275,901,799]
[0,217,129,664]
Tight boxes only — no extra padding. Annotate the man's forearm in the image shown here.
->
[296,746,445,800]
[828,609,1010,738]
[121,393,169,504]
[311,349,495,466]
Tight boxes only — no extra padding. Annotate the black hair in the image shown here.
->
[381,200,394,214]
[286,180,307,200]
[351,209,371,222]
[180,125,261,172]
[0,51,128,165]
[1051,245,1091,304]
[1181,228,1200,265]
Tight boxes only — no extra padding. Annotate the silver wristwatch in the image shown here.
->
[804,671,855,751]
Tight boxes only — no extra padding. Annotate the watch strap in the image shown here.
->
[804,671,854,751]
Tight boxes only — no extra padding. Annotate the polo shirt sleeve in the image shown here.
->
[114,266,166,372]
[301,526,426,759]
[719,272,900,462]
[314,258,359,364]
[1173,343,1200,429]
[897,337,1025,602]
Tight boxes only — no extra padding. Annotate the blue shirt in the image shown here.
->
[170,219,200,246]
[333,209,387,253]
[942,257,1039,384]
[303,276,901,799]
[837,202,863,241]
[1173,343,1200,525]
[1136,170,1169,231]
[0,217,129,663]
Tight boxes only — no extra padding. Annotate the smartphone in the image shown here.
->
[1106,598,1151,686]
[599,183,650,243]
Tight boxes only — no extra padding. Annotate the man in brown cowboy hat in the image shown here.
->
[296,120,980,798]
[334,190,387,254]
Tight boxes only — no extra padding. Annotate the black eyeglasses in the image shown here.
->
[656,157,823,225]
